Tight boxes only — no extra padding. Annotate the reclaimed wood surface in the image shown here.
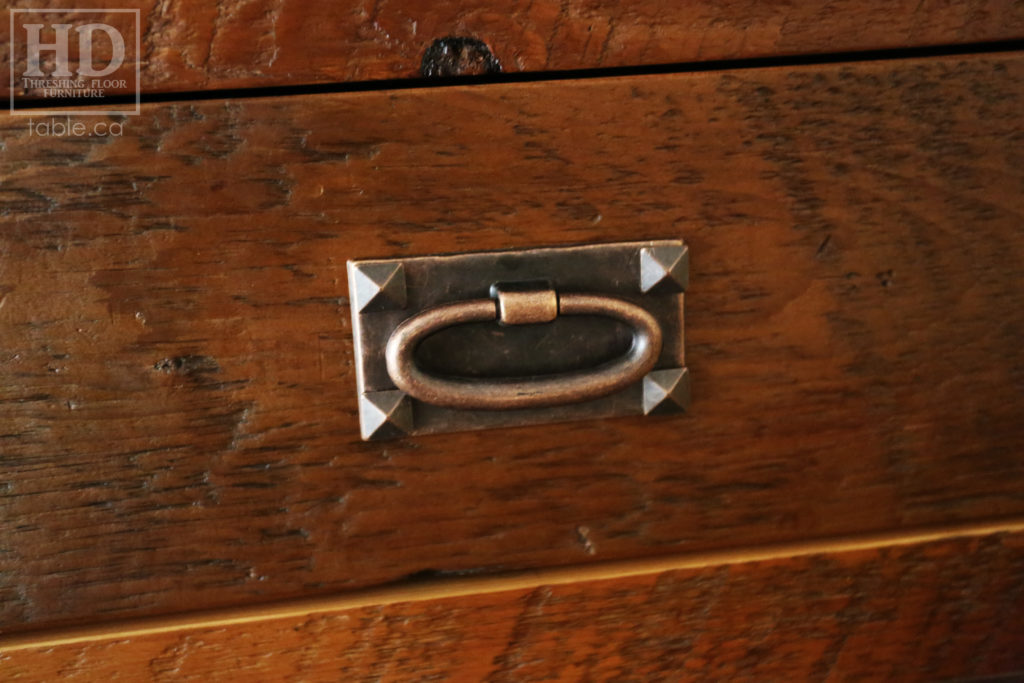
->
[2,53,1023,632]
[3,0,1024,95]
[3,528,1023,680]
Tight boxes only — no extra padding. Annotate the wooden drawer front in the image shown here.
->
[4,527,1024,679]
[3,0,1022,95]
[1,53,1022,633]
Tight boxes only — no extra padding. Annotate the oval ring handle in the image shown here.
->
[385,293,663,410]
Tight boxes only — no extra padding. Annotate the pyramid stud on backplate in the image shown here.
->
[642,367,691,415]
[359,390,413,440]
[351,262,407,313]
[640,244,689,294]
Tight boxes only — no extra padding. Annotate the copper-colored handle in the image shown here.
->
[384,292,663,410]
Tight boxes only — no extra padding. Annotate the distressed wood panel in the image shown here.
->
[2,0,1023,94]
[3,531,1023,680]
[1,54,1023,631]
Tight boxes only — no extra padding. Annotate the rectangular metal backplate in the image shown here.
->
[347,240,688,440]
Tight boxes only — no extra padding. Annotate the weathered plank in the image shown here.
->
[2,0,1023,94]
[3,529,1023,680]
[1,53,1023,631]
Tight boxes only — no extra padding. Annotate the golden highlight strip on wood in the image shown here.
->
[4,517,1024,653]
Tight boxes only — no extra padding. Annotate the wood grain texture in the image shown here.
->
[2,0,1024,95]
[4,530,1024,680]
[1,53,1023,632]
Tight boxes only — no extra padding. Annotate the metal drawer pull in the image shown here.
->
[385,290,663,410]
[349,239,689,439]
